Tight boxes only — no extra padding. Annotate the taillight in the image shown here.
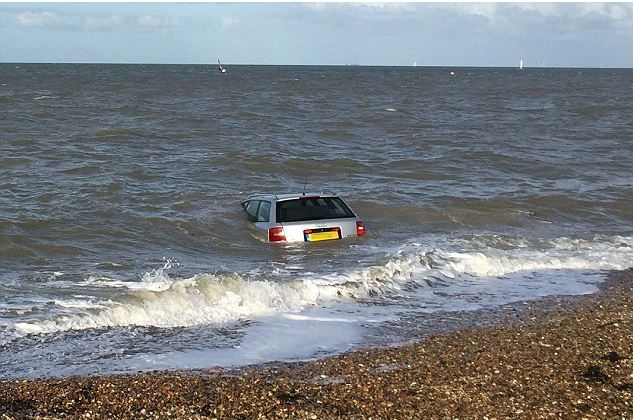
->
[356,221,365,236]
[268,226,286,242]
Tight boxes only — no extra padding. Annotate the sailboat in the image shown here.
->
[519,59,524,71]
[218,59,227,73]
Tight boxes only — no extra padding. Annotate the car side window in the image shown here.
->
[245,200,260,222]
[256,201,271,222]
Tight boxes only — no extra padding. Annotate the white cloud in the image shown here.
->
[441,3,499,19]
[136,14,179,29]
[138,15,162,28]
[14,8,180,32]
[15,9,125,31]
[137,14,180,29]
[515,2,632,20]
[578,3,633,29]
[304,2,414,16]
[86,15,123,31]
[17,11,63,28]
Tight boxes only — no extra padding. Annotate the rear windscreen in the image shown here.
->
[276,197,355,223]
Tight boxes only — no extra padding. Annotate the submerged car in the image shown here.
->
[241,192,365,243]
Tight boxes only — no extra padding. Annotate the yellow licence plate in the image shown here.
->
[306,230,340,242]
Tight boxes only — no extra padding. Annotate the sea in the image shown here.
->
[1,64,632,380]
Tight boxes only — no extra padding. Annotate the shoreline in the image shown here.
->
[1,269,632,419]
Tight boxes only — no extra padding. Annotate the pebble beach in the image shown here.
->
[1,268,631,420]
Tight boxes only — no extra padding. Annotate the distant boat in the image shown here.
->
[218,59,227,73]
[519,59,524,70]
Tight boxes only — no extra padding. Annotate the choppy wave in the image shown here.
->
[12,235,632,336]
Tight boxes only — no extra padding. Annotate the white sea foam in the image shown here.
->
[434,235,633,278]
[12,235,633,336]
[53,299,104,309]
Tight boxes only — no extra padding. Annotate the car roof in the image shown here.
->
[244,192,338,202]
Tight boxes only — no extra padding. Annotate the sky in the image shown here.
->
[1,2,632,68]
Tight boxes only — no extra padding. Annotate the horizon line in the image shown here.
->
[1,62,629,70]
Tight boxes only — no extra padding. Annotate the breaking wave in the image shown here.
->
[13,235,633,336]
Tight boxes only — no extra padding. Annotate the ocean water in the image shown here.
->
[1,64,632,379]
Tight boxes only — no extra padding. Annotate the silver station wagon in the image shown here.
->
[241,193,366,243]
